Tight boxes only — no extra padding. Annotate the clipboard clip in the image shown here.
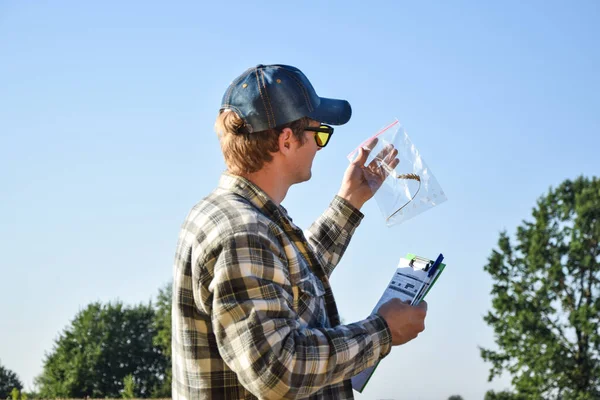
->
[408,255,434,272]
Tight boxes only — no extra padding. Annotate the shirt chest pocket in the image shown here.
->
[293,274,327,327]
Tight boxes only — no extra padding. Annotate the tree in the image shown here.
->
[0,361,23,399]
[151,282,172,397]
[122,374,135,399]
[447,395,464,400]
[36,301,169,398]
[481,176,600,399]
[484,390,526,400]
[21,390,38,400]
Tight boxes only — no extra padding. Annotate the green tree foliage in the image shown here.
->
[481,177,600,399]
[122,374,135,399]
[10,388,19,400]
[36,301,169,398]
[484,390,526,400]
[151,282,172,397]
[447,395,464,400]
[0,361,23,399]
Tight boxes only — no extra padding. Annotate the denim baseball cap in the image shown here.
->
[220,64,352,133]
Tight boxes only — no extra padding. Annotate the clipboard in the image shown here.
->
[351,253,446,393]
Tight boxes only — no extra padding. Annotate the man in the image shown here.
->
[172,64,427,399]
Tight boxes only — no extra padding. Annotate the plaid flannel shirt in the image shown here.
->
[172,173,392,399]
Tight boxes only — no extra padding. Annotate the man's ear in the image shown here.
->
[279,127,294,155]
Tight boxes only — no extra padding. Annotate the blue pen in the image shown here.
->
[427,253,445,277]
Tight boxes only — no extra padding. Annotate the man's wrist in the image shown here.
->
[336,193,365,210]
[368,313,393,359]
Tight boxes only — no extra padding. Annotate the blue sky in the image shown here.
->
[1,1,599,399]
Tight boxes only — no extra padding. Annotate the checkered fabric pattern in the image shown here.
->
[172,173,392,399]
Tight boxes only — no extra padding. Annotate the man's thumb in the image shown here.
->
[353,147,368,166]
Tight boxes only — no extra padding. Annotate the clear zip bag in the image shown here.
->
[347,119,447,227]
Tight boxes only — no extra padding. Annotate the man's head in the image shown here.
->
[215,64,351,180]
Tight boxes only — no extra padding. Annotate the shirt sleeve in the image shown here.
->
[211,231,391,400]
[304,195,364,277]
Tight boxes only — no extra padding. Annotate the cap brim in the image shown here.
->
[308,97,352,126]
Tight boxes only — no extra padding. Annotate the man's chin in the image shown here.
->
[294,170,312,184]
[304,169,312,182]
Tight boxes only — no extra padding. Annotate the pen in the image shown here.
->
[427,253,445,277]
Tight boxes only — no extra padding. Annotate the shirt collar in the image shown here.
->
[218,172,293,226]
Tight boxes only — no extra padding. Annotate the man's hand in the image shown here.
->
[377,298,427,346]
[337,138,399,210]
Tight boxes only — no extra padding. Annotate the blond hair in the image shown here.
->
[215,110,310,174]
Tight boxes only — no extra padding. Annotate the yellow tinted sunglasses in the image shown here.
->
[305,124,334,148]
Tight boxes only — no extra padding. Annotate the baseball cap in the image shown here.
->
[220,64,352,133]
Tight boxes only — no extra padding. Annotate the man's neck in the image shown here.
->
[237,166,291,205]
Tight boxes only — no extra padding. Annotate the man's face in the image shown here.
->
[290,120,322,184]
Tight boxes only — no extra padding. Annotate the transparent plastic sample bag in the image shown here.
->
[347,119,447,227]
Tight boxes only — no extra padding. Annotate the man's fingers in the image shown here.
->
[352,138,378,166]
[366,147,400,180]
[384,147,398,164]
[367,144,394,170]
[365,137,379,151]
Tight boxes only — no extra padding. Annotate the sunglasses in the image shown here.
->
[305,124,334,148]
